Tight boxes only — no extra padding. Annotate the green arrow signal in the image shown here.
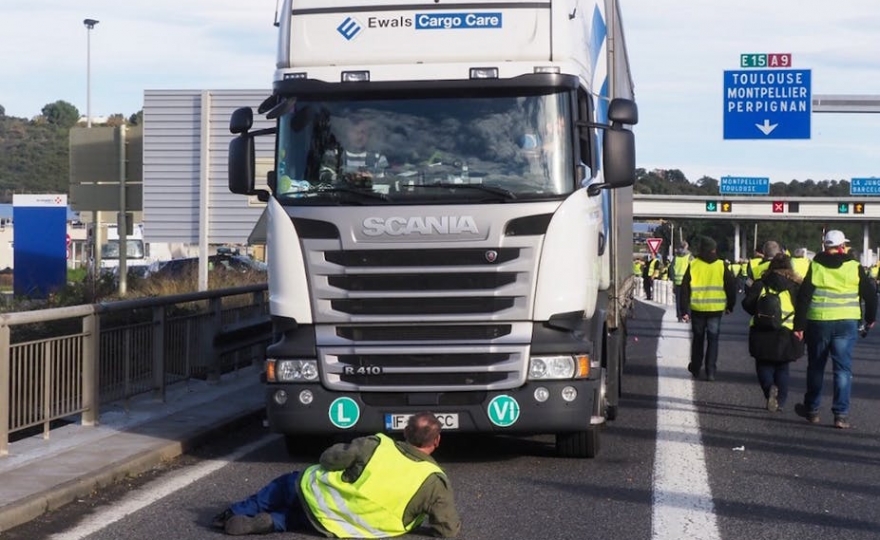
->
[838,203,849,214]
[706,201,718,212]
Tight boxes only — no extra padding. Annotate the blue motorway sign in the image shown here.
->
[851,177,880,195]
[723,69,811,140]
[720,176,770,195]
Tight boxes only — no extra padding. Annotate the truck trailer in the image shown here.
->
[228,0,638,458]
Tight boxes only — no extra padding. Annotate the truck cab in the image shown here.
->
[228,0,637,458]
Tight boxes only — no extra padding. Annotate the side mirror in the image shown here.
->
[602,127,635,188]
[230,107,254,135]
[228,135,256,195]
[608,98,638,125]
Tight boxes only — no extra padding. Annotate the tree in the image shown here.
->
[129,110,143,126]
[41,101,80,129]
[0,104,5,117]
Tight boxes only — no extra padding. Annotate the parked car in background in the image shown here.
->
[149,254,266,281]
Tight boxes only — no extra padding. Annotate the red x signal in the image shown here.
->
[772,201,784,213]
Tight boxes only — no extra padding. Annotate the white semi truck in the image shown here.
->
[229,0,637,458]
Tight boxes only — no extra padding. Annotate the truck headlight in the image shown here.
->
[267,359,319,383]
[528,355,591,380]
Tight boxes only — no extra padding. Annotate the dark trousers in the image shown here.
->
[755,361,790,406]
[230,472,313,532]
[673,284,684,320]
[643,277,654,300]
[689,314,721,376]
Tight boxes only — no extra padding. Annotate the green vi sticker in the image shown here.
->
[329,397,360,429]
[487,395,520,427]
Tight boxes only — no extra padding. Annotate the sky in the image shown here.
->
[2,0,879,185]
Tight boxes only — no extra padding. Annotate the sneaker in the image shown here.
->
[706,372,716,382]
[834,416,851,429]
[687,364,700,379]
[211,508,234,529]
[225,513,274,536]
[794,403,820,424]
[766,386,779,412]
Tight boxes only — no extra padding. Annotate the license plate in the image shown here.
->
[385,413,459,430]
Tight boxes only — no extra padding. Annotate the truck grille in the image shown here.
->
[301,217,544,392]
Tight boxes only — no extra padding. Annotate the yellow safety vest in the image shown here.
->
[749,258,770,281]
[299,434,443,538]
[633,261,642,276]
[791,256,811,279]
[749,286,795,330]
[648,259,659,278]
[689,259,727,312]
[806,260,862,321]
[672,255,691,286]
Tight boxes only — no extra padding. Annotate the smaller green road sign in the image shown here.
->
[328,397,360,429]
[487,395,521,427]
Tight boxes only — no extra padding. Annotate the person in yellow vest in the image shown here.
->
[741,253,804,411]
[213,412,460,537]
[747,240,781,284]
[668,242,692,322]
[633,258,643,277]
[790,247,811,279]
[681,236,737,380]
[793,230,877,429]
[642,255,660,300]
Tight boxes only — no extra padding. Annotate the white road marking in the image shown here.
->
[48,433,280,540]
[651,338,720,540]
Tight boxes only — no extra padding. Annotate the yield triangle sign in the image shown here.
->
[646,237,663,256]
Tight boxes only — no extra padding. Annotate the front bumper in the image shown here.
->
[265,379,602,435]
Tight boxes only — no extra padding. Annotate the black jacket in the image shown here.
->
[742,268,804,362]
[793,251,878,331]
[680,253,737,317]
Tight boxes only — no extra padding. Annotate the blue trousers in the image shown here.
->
[230,471,312,532]
[804,320,857,417]
[755,360,790,406]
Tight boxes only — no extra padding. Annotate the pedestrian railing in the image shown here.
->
[0,284,271,456]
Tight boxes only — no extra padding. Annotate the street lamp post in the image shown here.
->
[83,18,99,128]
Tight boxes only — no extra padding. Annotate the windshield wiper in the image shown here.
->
[304,186,391,202]
[407,182,517,200]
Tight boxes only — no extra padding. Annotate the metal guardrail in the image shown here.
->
[0,284,271,456]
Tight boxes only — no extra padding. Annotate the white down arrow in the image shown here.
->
[755,119,778,135]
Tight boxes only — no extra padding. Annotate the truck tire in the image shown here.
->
[555,427,601,458]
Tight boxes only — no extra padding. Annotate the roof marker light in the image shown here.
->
[469,67,499,79]
[341,70,370,82]
[534,66,561,74]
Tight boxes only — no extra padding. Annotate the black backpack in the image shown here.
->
[753,286,791,331]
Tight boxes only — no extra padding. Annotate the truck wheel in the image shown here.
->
[555,427,601,458]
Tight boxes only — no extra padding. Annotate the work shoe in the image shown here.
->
[794,403,820,424]
[766,386,779,412]
[834,416,851,430]
[225,513,274,536]
[211,508,234,529]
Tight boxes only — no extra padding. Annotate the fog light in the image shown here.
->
[273,389,288,405]
[534,387,550,403]
[299,389,314,405]
[561,386,578,402]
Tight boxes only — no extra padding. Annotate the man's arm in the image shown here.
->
[413,474,461,538]
[723,263,737,312]
[858,266,878,325]
[680,267,692,317]
[319,436,379,473]
[793,266,814,331]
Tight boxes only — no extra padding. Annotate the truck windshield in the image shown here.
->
[275,90,574,204]
[101,240,145,259]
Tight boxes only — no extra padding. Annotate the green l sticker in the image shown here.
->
[329,397,360,429]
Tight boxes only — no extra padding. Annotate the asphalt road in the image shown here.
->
[7,300,880,540]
